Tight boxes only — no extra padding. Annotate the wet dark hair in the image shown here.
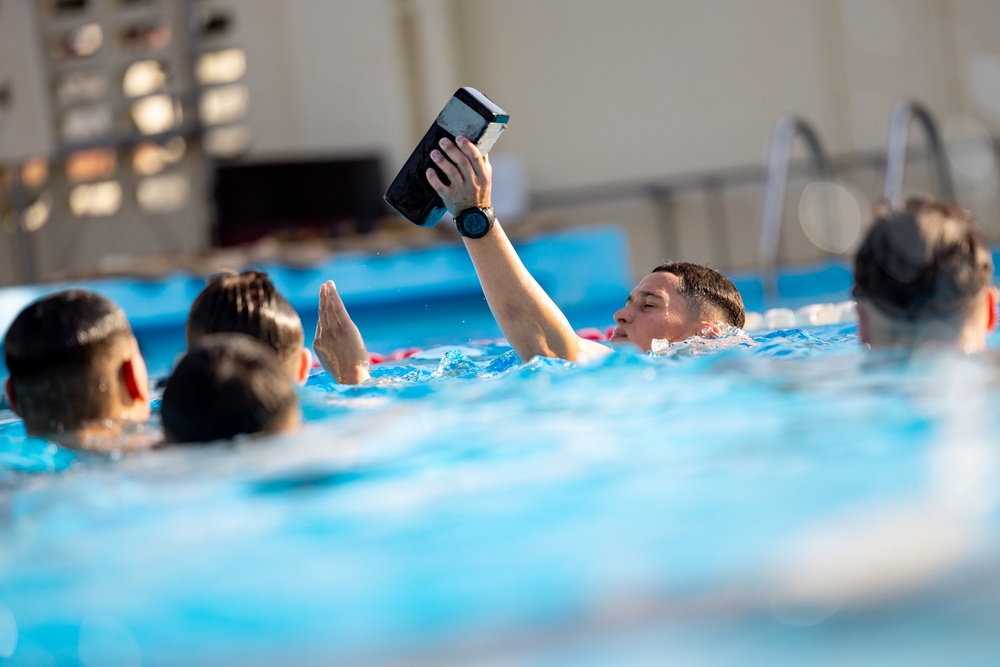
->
[161,333,299,444]
[186,270,304,362]
[652,261,746,328]
[852,197,993,322]
[3,289,134,432]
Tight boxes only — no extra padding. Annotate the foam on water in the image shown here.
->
[3,322,1000,664]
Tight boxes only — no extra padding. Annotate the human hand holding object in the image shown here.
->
[426,136,493,217]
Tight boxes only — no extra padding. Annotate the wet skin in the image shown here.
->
[610,272,705,352]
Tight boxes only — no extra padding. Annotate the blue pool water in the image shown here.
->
[3,228,1000,665]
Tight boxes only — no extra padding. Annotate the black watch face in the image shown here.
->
[460,212,490,238]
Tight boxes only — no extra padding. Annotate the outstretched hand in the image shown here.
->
[426,136,492,216]
[314,280,371,385]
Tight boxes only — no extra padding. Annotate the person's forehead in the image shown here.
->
[632,271,683,296]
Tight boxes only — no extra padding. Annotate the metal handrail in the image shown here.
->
[758,116,834,297]
[527,138,1000,287]
[881,99,955,208]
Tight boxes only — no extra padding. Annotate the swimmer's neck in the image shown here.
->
[864,328,986,354]
[858,300,990,353]
[31,417,159,453]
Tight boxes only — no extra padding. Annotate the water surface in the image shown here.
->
[3,323,1000,666]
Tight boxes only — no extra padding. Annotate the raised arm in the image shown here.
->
[314,280,371,385]
[426,136,609,362]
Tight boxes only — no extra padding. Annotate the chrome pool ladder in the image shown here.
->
[758,116,835,297]
[881,98,955,208]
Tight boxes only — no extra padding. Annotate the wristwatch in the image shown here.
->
[455,206,496,239]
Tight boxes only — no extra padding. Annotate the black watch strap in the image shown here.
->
[455,206,496,239]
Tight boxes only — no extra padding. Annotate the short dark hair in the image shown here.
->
[652,261,746,329]
[852,197,993,323]
[3,289,134,432]
[186,270,304,362]
[161,333,299,444]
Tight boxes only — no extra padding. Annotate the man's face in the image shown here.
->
[609,272,703,352]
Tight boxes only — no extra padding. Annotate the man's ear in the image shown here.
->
[856,300,871,346]
[296,347,311,386]
[4,377,18,416]
[987,286,999,333]
[121,357,150,403]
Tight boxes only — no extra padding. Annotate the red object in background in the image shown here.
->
[575,327,607,341]
[387,347,422,361]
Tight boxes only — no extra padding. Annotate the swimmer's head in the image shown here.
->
[186,270,310,384]
[3,289,150,441]
[653,262,746,329]
[161,333,301,444]
[853,197,998,351]
[610,262,745,351]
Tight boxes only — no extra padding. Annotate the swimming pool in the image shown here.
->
[2,228,1000,665]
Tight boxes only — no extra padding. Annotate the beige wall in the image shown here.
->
[229,0,1000,276]
[0,0,55,162]
[452,0,838,188]
[234,0,413,168]
[446,0,1000,171]
[4,0,1000,281]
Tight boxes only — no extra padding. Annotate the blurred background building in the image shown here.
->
[1,0,999,287]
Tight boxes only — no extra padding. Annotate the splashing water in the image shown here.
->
[4,323,1000,664]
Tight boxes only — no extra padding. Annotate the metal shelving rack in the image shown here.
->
[1,0,247,285]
